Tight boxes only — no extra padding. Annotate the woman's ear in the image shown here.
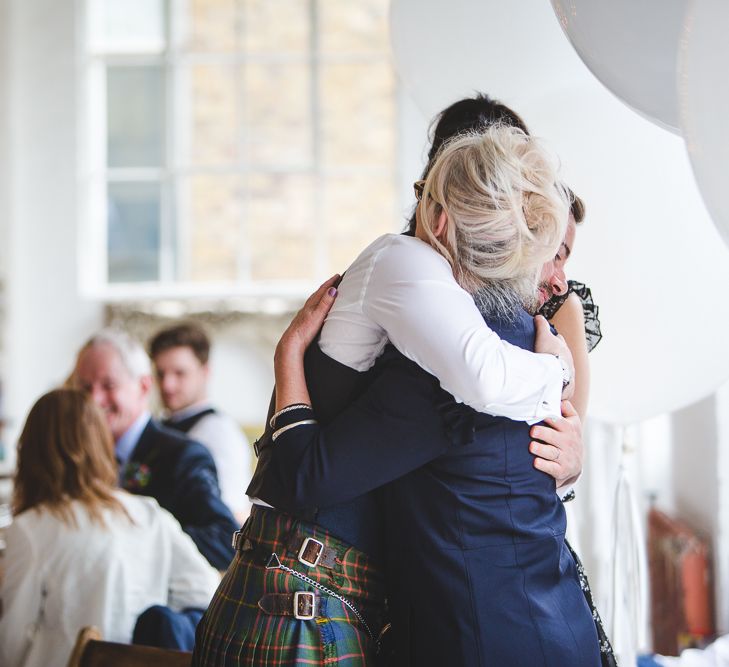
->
[433,209,448,240]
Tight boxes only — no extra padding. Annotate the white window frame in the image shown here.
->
[79,0,399,303]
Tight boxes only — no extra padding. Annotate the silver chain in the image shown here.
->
[266,552,377,643]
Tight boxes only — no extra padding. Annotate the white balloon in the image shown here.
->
[390,0,729,425]
[549,0,688,134]
[679,0,729,251]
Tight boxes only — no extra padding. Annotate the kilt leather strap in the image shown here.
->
[286,533,340,569]
[265,551,378,642]
[232,530,340,570]
[232,531,273,565]
[258,592,322,620]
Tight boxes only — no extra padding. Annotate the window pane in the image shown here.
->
[247,173,316,281]
[184,175,244,281]
[243,63,312,168]
[182,62,312,169]
[323,171,397,271]
[88,0,165,54]
[182,0,239,53]
[183,64,240,167]
[319,0,389,54]
[320,61,396,167]
[108,182,161,282]
[107,66,165,168]
[242,0,310,54]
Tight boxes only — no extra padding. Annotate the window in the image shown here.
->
[84,0,399,298]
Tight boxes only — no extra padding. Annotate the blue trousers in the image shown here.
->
[132,605,205,651]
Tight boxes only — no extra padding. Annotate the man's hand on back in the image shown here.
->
[528,400,583,489]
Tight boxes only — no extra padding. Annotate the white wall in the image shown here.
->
[716,383,729,633]
[1,0,104,468]
[0,0,10,473]
[660,391,729,634]
[672,396,719,537]
[396,87,430,223]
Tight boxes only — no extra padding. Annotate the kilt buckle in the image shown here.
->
[298,537,324,567]
[293,591,317,620]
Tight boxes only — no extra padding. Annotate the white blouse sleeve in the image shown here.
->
[161,509,221,611]
[361,236,562,423]
[0,521,39,667]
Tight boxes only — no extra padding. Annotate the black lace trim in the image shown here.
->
[539,280,603,352]
[564,539,619,666]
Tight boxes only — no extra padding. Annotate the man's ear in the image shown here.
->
[140,374,153,397]
[433,209,449,240]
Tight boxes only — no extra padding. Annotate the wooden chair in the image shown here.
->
[67,626,193,667]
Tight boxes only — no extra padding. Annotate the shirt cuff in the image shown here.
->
[530,354,563,423]
[483,354,563,424]
[558,486,576,503]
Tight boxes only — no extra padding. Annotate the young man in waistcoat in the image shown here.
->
[149,322,253,522]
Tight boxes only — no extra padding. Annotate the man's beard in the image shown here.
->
[473,281,539,321]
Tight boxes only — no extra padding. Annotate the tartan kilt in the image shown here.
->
[192,506,386,666]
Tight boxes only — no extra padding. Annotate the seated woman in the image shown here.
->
[193,127,588,666]
[0,389,220,667]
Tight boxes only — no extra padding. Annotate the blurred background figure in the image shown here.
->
[639,635,729,666]
[149,322,253,523]
[0,389,219,667]
[73,328,237,569]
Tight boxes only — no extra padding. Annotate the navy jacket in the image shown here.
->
[247,340,385,559]
[122,419,237,570]
[255,310,600,666]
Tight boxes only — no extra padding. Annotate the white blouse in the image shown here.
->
[319,233,562,423]
[0,491,220,667]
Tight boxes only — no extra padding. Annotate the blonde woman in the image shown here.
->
[193,127,591,666]
[0,389,219,667]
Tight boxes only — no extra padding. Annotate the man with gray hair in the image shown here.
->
[74,329,237,570]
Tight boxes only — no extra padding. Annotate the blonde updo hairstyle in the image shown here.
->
[418,125,569,307]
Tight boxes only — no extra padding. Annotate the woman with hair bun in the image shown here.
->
[0,389,219,667]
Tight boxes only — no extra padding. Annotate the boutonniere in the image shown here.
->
[122,462,151,490]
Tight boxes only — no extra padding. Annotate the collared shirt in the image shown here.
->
[115,411,151,474]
